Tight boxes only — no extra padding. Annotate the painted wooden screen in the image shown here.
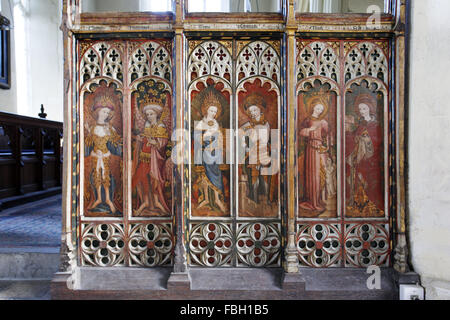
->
[295,39,391,268]
[186,39,284,267]
[78,39,175,267]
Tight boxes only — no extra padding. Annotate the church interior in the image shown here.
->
[0,0,449,301]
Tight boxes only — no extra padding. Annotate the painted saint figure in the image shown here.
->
[85,94,122,215]
[132,99,171,216]
[345,94,384,217]
[239,93,274,205]
[299,98,330,213]
[193,91,227,213]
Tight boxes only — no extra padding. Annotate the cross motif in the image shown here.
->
[109,50,119,62]
[360,44,369,56]
[264,50,274,61]
[254,43,263,56]
[98,44,108,57]
[371,50,381,61]
[312,43,322,56]
[301,50,312,61]
[216,49,227,61]
[206,43,216,55]
[146,44,155,57]
[349,50,358,61]
[135,50,145,62]
[87,50,97,63]
[156,49,166,61]
[243,49,252,61]
[195,49,205,59]
[323,49,333,61]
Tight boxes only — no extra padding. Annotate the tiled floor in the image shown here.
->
[0,195,61,248]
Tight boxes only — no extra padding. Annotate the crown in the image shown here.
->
[139,94,165,109]
[93,94,115,110]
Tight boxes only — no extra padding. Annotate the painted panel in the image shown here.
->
[190,79,231,217]
[345,82,385,218]
[131,79,173,217]
[83,80,124,217]
[297,80,338,219]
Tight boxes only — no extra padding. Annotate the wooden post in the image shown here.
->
[283,0,301,278]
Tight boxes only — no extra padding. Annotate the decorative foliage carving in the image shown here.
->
[296,223,341,268]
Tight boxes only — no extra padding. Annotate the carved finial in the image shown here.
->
[38,104,47,119]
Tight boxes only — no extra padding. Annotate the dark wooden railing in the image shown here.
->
[0,111,63,210]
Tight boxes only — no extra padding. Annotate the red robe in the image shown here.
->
[345,118,384,216]
[299,117,329,212]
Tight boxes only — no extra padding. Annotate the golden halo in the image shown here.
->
[305,95,329,121]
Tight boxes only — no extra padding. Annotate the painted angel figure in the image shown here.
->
[85,94,123,215]
[299,97,330,213]
[132,96,171,216]
[345,94,384,217]
[193,91,227,213]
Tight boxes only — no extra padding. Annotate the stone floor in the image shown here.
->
[0,195,61,300]
[0,195,61,248]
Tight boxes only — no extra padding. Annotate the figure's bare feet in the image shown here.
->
[197,200,209,209]
[216,199,227,213]
[106,200,117,214]
[136,202,149,216]
[90,199,102,209]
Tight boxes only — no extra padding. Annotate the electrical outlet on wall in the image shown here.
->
[400,284,425,300]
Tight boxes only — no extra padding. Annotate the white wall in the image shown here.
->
[27,0,63,121]
[0,0,63,121]
[409,0,450,300]
[0,0,17,114]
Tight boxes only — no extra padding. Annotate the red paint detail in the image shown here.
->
[316,242,323,249]
[208,224,216,231]
[208,232,215,240]
[147,241,155,249]
[216,240,223,248]
[255,232,261,240]
[246,240,254,247]
[200,240,207,248]
[254,248,261,256]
